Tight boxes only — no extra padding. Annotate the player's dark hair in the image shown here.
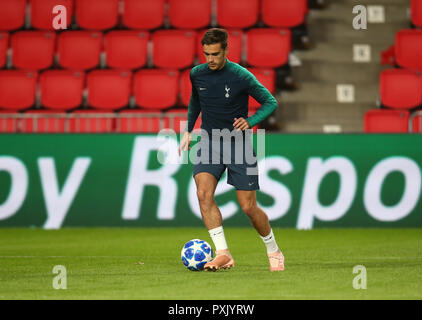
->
[201,28,228,50]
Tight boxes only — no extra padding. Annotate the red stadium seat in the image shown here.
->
[134,69,179,109]
[197,29,243,64]
[412,113,422,133]
[261,0,307,28]
[40,70,85,110]
[0,110,19,133]
[364,109,410,133]
[30,0,74,30]
[395,29,422,69]
[0,32,8,68]
[168,0,211,29]
[87,70,132,110]
[247,68,276,110]
[11,31,55,70]
[57,31,103,70]
[164,108,201,132]
[0,0,27,31]
[75,0,119,30]
[411,0,422,28]
[116,109,162,133]
[152,30,196,69]
[246,29,291,68]
[20,110,67,133]
[216,0,259,29]
[380,69,422,109]
[0,71,37,110]
[180,69,191,107]
[69,109,114,133]
[104,31,149,69]
[122,0,165,30]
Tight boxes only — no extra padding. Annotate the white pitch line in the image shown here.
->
[0,256,141,258]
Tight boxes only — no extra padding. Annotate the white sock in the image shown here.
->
[208,226,228,252]
[260,229,279,254]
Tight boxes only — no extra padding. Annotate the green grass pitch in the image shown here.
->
[0,228,421,300]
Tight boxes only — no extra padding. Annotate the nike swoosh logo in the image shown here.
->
[248,182,254,186]
[199,87,207,91]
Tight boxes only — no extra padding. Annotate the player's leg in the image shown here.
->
[236,190,285,271]
[235,190,270,236]
[194,171,222,230]
[194,172,235,271]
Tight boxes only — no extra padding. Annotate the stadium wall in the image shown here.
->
[0,134,421,229]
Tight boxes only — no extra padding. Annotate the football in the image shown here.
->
[181,239,213,271]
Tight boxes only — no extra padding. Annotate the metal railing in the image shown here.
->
[0,112,193,134]
[409,110,422,133]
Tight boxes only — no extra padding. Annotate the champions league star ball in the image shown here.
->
[181,239,213,271]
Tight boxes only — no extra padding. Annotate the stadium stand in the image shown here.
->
[0,111,19,133]
[246,29,291,68]
[152,30,196,69]
[11,31,56,70]
[57,31,103,70]
[116,109,162,133]
[69,109,115,133]
[380,69,422,110]
[164,108,190,133]
[104,31,149,69]
[411,0,422,28]
[20,109,68,133]
[216,0,259,29]
[133,69,180,109]
[0,0,317,133]
[411,113,422,133]
[0,0,27,31]
[375,6,422,133]
[164,108,204,132]
[75,0,119,30]
[40,70,85,110]
[364,109,410,133]
[261,0,308,28]
[30,0,74,30]
[168,0,212,30]
[0,71,37,110]
[87,70,132,110]
[179,69,192,107]
[121,0,165,30]
[394,29,422,70]
[0,32,8,68]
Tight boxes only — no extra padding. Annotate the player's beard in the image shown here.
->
[209,59,225,71]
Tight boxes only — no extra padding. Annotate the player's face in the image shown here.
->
[203,43,227,71]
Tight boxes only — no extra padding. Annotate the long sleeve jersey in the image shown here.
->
[186,59,278,133]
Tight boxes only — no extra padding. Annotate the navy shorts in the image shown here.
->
[192,136,259,191]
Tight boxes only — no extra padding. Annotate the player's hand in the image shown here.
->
[179,131,192,156]
[233,117,251,131]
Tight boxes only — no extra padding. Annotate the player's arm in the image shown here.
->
[245,73,278,128]
[179,71,201,155]
[185,72,201,133]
